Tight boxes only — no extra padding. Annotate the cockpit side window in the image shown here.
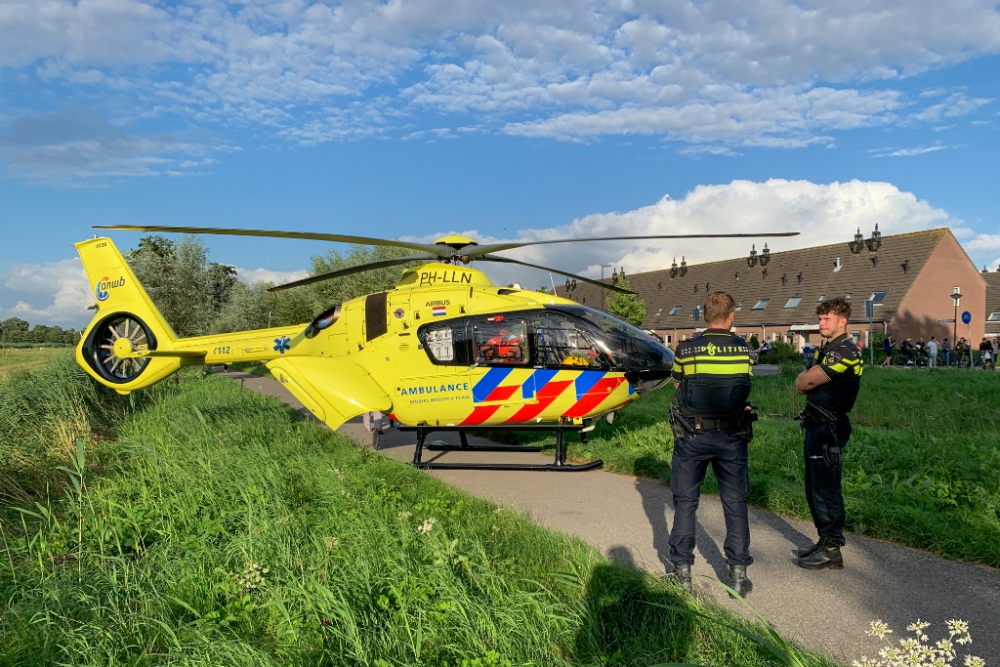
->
[473,318,529,365]
[418,319,472,366]
[529,312,603,368]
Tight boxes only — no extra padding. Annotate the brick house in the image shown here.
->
[558,228,987,350]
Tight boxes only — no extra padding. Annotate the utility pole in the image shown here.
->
[952,287,961,367]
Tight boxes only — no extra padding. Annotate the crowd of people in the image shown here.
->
[881,333,998,368]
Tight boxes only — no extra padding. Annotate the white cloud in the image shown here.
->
[908,92,993,123]
[966,234,1000,252]
[0,257,92,328]
[871,144,948,157]
[414,179,961,287]
[0,110,231,183]
[1,0,998,149]
[233,266,310,285]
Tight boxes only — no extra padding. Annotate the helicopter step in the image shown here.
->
[399,424,603,472]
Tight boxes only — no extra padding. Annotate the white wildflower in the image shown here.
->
[417,517,436,535]
[234,561,267,593]
[869,620,893,640]
[907,620,931,641]
[397,511,411,521]
[860,619,977,667]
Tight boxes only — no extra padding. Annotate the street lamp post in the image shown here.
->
[601,263,613,312]
[952,287,962,367]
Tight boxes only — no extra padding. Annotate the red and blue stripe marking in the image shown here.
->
[461,367,629,425]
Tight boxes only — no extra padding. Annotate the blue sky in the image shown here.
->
[2,0,999,328]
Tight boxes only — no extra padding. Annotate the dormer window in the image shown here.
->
[752,299,770,311]
[784,297,802,309]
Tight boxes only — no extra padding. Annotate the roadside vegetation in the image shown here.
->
[494,365,1000,568]
[0,358,829,666]
[0,346,71,379]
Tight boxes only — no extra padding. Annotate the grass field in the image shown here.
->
[0,359,829,666]
[490,365,1000,568]
[0,346,71,378]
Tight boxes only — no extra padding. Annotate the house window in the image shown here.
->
[784,297,802,309]
[817,294,826,302]
[850,331,862,344]
[988,312,1000,322]
[845,293,852,301]
[735,301,743,311]
[752,299,770,311]
[668,305,682,316]
[870,291,888,304]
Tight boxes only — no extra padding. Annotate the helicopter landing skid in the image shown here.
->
[399,425,603,472]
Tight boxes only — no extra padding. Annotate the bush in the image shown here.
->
[758,340,803,365]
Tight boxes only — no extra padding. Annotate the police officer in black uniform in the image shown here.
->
[668,291,757,596]
[794,297,863,570]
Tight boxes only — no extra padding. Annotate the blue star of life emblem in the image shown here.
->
[273,336,291,354]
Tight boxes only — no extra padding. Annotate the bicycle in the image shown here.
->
[893,349,928,367]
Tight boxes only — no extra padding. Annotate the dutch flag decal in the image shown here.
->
[432,306,447,317]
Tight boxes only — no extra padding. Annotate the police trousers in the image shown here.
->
[668,429,752,567]
[803,416,851,546]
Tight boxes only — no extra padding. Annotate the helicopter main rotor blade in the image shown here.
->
[465,231,799,258]
[267,254,440,292]
[478,254,636,295]
[92,224,452,258]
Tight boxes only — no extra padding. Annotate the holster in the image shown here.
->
[669,407,696,440]
[669,406,758,441]
[793,402,838,430]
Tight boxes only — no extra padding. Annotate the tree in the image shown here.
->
[749,334,760,350]
[126,235,214,337]
[606,274,646,328]
[306,244,424,307]
[1,318,29,335]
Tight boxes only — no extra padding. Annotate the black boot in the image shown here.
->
[673,564,693,593]
[727,564,752,598]
[795,539,843,570]
[793,542,821,558]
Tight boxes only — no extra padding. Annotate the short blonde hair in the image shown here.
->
[704,291,736,325]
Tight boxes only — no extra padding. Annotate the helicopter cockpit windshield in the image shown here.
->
[545,305,674,395]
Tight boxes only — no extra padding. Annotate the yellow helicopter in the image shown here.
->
[74,225,797,471]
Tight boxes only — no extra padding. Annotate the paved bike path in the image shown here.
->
[219,370,1000,665]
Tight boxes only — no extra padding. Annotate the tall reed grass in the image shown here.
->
[0,365,828,666]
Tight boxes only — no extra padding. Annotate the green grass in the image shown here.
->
[229,360,275,379]
[489,365,1000,567]
[0,360,832,666]
[0,347,70,378]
